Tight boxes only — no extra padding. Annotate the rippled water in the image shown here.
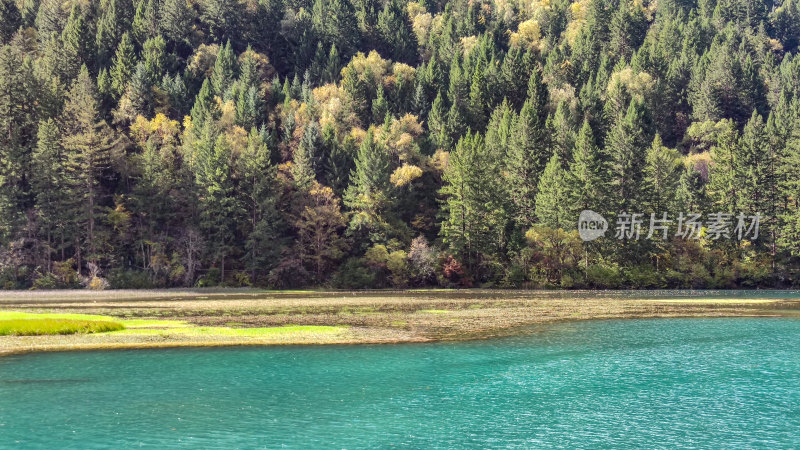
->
[1,318,799,448]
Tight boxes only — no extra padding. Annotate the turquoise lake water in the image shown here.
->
[1,318,799,448]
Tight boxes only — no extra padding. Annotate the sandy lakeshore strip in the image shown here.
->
[1,289,799,356]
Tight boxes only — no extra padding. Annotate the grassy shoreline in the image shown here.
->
[1,289,799,356]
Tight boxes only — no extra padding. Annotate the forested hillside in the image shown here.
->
[1,0,800,288]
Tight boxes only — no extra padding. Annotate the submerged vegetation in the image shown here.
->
[0,0,799,289]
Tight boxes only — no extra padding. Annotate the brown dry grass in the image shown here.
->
[1,289,798,356]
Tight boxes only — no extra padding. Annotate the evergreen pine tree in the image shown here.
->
[535,152,571,229]
[161,0,194,45]
[372,84,389,124]
[376,0,418,64]
[440,132,505,277]
[190,78,217,130]
[606,99,650,212]
[643,134,681,214]
[142,36,167,81]
[427,91,447,148]
[239,128,283,278]
[35,0,66,39]
[132,0,161,45]
[547,101,575,163]
[344,130,395,244]
[778,99,800,256]
[211,40,237,98]
[736,111,771,219]
[311,0,359,58]
[500,47,528,109]
[110,32,136,98]
[567,120,607,216]
[194,122,244,281]
[0,0,22,43]
[62,66,118,271]
[737,110,777,258]
[322,125,355,196]
[412,80,428,119]
[32,119,70,267]
[96,0,134,66]
[708,119,740,213]
[199,0,241,44]
[292,122,322,189]
[468,64,488,131]
[62,4,96,81]
[0,46,38,237]
[506,68,549,227]
[129,62,153,116]
[324,44,341,84]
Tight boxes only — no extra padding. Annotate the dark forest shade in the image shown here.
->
[0,0,800,289]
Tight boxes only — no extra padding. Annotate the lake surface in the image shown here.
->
[1,318,799,448]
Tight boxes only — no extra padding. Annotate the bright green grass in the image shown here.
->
[0,311,124,322]
[115,319,189,328]
[0,319,125,336]
[0,311,187,328]
[0,310,345,338]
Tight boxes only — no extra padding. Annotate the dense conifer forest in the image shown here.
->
[0,0,799,288]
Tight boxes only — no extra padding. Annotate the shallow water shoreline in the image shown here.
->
[1,289,799,357]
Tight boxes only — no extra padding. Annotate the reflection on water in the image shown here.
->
[1,318,799,448]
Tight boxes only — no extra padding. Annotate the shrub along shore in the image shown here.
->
[0,289,798,356]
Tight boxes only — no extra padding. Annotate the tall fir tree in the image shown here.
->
[110,32,136,98]
[0,0,21,44]
[32,119,70,268]
[0,46,39,239]
[62,4,96,81]
[643,134,681,214]
[778,99,800,256]
[566,120,607,217]
[195,126,244,282]
[61,66,118,272]
[161,0,194,46]
[737,110,777,259]
[190,78,217,130]
[96,0,134,67]
[427,91,447,149]
[199,0,241,44]
[535,152,571,229]
[708,119,740,214]
[440,132,505,278]
[311,0,359,58]
[211,40,237,98]
[238,128,284,279]
[344,129,395,245]
[506,68,549,227]
[606,99,650,213]
[292,122,322,189]
[376,0,418,65]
